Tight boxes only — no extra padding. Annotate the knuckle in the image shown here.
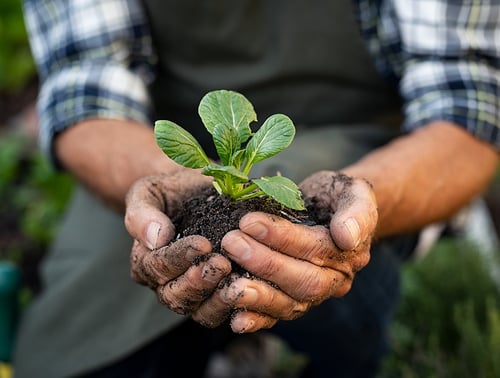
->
[201,261,228,284]
[294,273,328,302]
[285,301,309,320]
[309,235,336,266]
[222,280,246,304]
[303,285,325,302]
[353,250,370,273]
[192,297,232,328]
[247,257,279,281]
[156,284,190,315]
[142,253,168,285]
[130,242,160,288]
[192,314,221,329]
[183,265,210,291]
[258,315,278,330]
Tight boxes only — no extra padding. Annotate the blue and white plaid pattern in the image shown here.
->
[24,0,500,165]
[357,0,500,145]
[23,0,155,165]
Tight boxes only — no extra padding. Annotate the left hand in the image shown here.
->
[191,170,378,333]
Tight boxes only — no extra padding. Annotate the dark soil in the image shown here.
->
[172,186,331,270]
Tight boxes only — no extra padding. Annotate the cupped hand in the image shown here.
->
[124,171,232,315]
[191,171,377,333]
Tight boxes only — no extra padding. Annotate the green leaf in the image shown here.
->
[202,164,249,184]
[212,123,241,166]
[198,90,256,144]
[154,120,210,169]
[212,180,223,195]
[231,149,246,170]
[245,114,295,169]
[253,176,305,210]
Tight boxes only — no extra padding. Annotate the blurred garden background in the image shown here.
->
[1,1,499,377]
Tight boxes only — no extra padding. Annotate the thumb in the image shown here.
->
[124,176,176,250]
[329,177,378,251]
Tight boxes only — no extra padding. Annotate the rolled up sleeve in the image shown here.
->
[23,0,156,166]
[395,0,500,148]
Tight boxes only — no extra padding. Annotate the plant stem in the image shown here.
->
[232,182,259,200]
[237,190,266,201]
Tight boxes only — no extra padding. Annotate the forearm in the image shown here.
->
[55,119,186,212]
[343,121,499,239]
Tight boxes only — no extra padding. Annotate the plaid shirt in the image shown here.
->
[23,0,500,164]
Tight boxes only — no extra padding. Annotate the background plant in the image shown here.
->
[0,131,74,296]
[0,0,35,92]
[379,237,500,378]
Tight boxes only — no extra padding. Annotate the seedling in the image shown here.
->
[154,89,306,210]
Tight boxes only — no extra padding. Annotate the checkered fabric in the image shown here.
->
[23,0,500,166]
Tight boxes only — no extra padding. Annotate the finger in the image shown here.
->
[220,276,311,320]
[156,253,231,315]
[238,212,339,266]
[125,176,176,250]
[131,235,213,288]
[191,273,241,328]
[222,231,352,300]
[230,311,278,333]
[130,239,152,286]
[238,212,370,275]
[192,275,295,330]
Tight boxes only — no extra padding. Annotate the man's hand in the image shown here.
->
[124,171,232,315]
[125,170,376,332]
[191,171,377,332]
[129,236,232,315]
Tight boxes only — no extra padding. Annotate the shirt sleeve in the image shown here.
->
[23,0,156,167]
[392,0,500,149]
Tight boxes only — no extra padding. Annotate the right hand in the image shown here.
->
[188,171,376,332]
[124,172,232,316]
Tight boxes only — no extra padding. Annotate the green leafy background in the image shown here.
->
[0,0,35,92]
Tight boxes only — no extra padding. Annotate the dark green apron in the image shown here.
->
[145,0,402,163]
[13,1,403,377]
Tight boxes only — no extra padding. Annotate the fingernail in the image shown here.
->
[243,287,258,304]
[146,222,161,250]
[344,218,360,249]
[242,220,268,240]
[224,232,252,260]
[201,263,220,283]
[231,317,255,334]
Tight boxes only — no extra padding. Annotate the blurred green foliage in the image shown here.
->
[380,238,500,378]
[0,0,36,92]
[0,131,74,263]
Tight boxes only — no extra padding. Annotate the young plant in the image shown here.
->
[154,89,306,210]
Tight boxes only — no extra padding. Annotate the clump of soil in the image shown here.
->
[172,186,331,261]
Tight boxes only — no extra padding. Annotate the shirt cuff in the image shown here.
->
[400,59,499,150]
[38,61,152,168]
